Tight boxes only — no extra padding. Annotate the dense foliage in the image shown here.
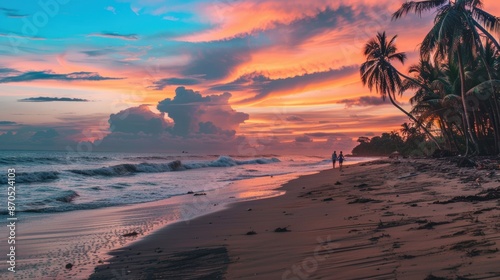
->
[360,0,500,156]
[352,123,432,157]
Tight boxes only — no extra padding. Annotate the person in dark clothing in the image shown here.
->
[338,151,345,171]
[331,151,337,169]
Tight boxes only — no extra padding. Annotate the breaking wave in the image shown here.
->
[68,156,280,177]
[0,171,60,183]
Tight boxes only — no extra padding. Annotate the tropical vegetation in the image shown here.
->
[359,0,500,156]
[352,123,432,157]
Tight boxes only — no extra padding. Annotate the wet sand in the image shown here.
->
[90,159,500,279]
[0,172,290,280]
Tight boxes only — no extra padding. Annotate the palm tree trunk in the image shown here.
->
[457,47,480,156]
[446,122,461,152]
[472,110,485,154]
[439,118,453,151]
[386,92,442,151]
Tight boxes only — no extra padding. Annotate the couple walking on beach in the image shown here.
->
[331,151,344,171]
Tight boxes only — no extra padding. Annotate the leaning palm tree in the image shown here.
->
[360,32,442,149]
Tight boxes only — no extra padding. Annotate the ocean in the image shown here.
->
[0,151,374,279]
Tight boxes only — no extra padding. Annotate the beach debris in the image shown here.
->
[473,229,486,236]
[334,181,342,185]
[476,159,500,170]
[246,230,257,235]
[441,230,467,238]
[187,191,194,194]
[369,234,390,242]
[193,192,207,196]
[456,157,476,168]
[348,197,380,204]
[382,211,396,217]
[424,274,448,280]
[414,162,433,172]
[397,173,418,179]
[154,247,163,253]
[431,149,456,158]
[247,208,252,211]
[434,187,500,204]
[450,239,495,251]
[467,248,499,257]
[399,254,416,259]
[377,218,415,229]
[122,231,138,237]
[65,263,73,269]
[300,191,313,197]
[417,221,450,230]
[460,175,476,183]
[274,226,291,233]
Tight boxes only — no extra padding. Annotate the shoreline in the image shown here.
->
[90,158,500,279]
[0,171,295,280]
[3,156,372,280]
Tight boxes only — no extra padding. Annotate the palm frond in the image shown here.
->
[392,0,448,20]
[421,8,464,59]
[472,7,500,34]
[389,52,407,64]
[470,0,483,8]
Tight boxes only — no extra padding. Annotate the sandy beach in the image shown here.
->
[90,158,500,280]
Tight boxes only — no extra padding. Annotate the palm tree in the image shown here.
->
[392,0,500,154]
[392,0,500,49]
[404,58,465,152]
[402,57,443,107]
[360,32,442,149]
[401,122,419,140]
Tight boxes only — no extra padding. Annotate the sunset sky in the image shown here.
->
[1,0,499,155]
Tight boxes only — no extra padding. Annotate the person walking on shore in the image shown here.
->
[331,151,337,169]
[338,151,345,171]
